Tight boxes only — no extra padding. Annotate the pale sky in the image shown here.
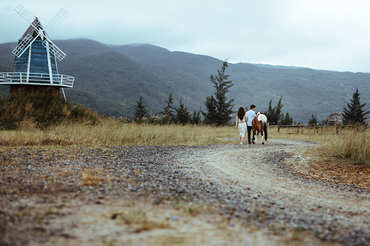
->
[1,0,370,73]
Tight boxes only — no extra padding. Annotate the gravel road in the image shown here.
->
[1,139,370,245]
[174,139,370,245]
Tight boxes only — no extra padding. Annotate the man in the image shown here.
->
[246,104,256,144]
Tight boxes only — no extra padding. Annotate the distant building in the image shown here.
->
[327,113,343,126]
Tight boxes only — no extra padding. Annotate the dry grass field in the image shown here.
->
[0,122,234,147]
[0,121,369,166]
[269,125,370,166]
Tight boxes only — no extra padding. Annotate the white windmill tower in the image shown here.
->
[0,4,74,99]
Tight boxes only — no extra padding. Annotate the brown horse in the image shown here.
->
[251,113,268,144]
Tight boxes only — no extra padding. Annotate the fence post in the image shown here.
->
[292,123,294,134]
[278,123,280,133]
[297,124,299,134]
[301,121,304,133]
[313,123,316,133]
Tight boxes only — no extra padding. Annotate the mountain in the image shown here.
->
[252,63,303,70]
[0,39,171,117]
[0,39,369,123]
[110,43,370,123]
[109,44,219,111]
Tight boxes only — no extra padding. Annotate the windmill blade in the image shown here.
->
[12,33,39,58]
[42,38,66,61]
[31,18,42,30]
[14,4,68,61]
[46,9,68,32]
[14,4,36,26]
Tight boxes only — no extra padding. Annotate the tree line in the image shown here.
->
[305,88,369,126]
[134,94,202,125]
[262,88,369,126]
[133,61,234,125]
[133,61,369,126]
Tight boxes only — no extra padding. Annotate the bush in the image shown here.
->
[0,93,103,130]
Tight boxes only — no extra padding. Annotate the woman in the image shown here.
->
[235,107,247,144]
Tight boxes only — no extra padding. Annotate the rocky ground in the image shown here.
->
[1,139,370,245]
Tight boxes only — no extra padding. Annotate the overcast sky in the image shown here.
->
[1,0,370,73]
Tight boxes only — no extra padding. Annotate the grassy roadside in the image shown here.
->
[0,122,236,147]
[1,93,368,166]
[268,125,370,166]
[0,121,369,166]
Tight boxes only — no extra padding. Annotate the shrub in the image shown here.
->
[0,93,103,130]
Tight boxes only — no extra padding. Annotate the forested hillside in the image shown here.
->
[110,43,370,122]
[0,39,369,123]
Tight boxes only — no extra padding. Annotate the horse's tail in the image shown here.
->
[259,114,268,141]
[258,114,267,124]
[264,121,268,141]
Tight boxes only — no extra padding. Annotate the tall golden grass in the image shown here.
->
[0,120,369,166]
[318,127,370,166]
[268,125,370,166]
[0,120,236,147]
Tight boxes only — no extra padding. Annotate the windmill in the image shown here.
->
[0,4,74,99]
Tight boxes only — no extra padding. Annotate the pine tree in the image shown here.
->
[175,98,191,125]
[161,92,175,120]
[308,113,318,125]
[133,96,148,119]
[263,96,283,125]
[190,109,202,125]
[202,61,234,125]
[280,112,293,125]
[202,96,217,124]
[342,88,370,125]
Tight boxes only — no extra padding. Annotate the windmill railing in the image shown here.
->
[0,72,74,88]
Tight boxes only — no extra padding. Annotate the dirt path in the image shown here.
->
[184,139,370,213]
[2,139,370,245]
[175,139,370,245]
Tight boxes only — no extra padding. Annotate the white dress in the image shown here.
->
[238,116,247,137]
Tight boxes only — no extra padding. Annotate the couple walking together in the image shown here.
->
[235,105,256,145]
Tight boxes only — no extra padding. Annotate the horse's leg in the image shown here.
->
[257,125,262,144]
[261,130,264,144]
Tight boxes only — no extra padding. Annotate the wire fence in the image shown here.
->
[269,123,368,135]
